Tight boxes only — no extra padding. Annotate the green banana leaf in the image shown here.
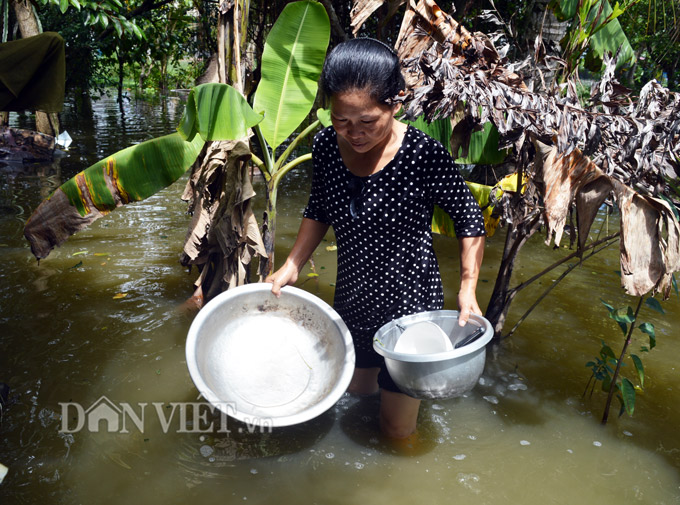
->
[252,0,330,152]
[317,107,331,128]
[405,115,453,152]
[25,82,266,260]
[586,3,634,71]
[431,182,501,239]
[25,133,205,259]
[178,83,263,142]
[550,0,634,70]
[455,121,508,165]
[432,205,457,237]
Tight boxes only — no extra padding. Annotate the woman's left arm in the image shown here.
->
[457,235,485,326]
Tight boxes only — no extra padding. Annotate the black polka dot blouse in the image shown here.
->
[303,125,486,363]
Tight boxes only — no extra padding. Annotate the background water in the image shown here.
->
[1,93,679,504]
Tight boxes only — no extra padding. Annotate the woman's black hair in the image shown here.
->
[320,37,405,105]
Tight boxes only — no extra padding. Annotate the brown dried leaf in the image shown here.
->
[351,0,406,36]
[613,179,667,296]
[181,138,265,296]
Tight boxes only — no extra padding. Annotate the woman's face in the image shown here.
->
[330,88,399,154]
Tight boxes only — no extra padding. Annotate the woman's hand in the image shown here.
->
[265,218,329,297]
[266,260,300,297]
[457,287,482,327]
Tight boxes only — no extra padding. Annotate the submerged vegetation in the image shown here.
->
[586,295,668,423]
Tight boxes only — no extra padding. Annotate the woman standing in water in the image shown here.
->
[267,38,485,439]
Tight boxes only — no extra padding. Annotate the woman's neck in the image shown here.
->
[339,120,407,177]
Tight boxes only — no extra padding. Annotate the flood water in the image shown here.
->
[1,93,679,504]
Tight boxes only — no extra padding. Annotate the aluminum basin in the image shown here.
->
[186,284,355,427]
[373,310,493,400]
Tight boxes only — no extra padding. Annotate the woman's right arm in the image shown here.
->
[266,217,330,296]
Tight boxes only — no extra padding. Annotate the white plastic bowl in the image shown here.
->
[186,284,355,427]
[394,321,454,354]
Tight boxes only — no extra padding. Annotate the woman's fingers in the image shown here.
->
[458,307,471,327]
[266,263,298,298]
[457,291,482,326]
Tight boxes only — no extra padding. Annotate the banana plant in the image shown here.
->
[549,0,636,77]
[24,0,330,277]
[248,0,330,276]
[24,83,263,259]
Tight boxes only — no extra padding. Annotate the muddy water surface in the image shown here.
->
[1,94,679,504]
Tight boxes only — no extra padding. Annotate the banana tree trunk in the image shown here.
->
[10,0,60,136]
[181,0,260,310]
[259,179,277,278]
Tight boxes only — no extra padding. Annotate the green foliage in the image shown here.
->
[244,1,335,275]
[39,0,144,38]
[177,83,264,142]
[316,108,331,128]
[617,0,680,91]
[455,122,509,165]
[62,132,205,217]
[645,296,665,314]
[404,116,452,151]
[619,377,636,415]
[638,321,656,350]
[549,0,636,78]
[585,339,617,389]
[24,1,331,273]
[586,296,665,423]
[123,1,198,92]
[252,0,330,154]
[37,0,200,94]
[39,4,107,91]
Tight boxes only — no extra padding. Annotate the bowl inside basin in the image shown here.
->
[373,310,493,399]
[374,311,493,362]
[186,284,355,427]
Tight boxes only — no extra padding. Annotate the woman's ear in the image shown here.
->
[393,90,405,116]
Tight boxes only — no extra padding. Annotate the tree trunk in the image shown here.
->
[485,215,542,338]
[117,51,125,109]
[319,0,348,42]
[259,179,277,279]
[11,0,60,136]
[138,63,148,91]
[160,56,168,92]
[180,0,259,311]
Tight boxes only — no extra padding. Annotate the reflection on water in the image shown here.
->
[1,93,680,504]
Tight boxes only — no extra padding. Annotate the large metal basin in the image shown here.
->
[186,284,355,427]
[373,310,493,399]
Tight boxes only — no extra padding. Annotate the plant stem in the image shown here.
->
[273,120,319,173]
[250,153,269,181]
[254,124,273,177]
[505,235,618,337]
[508,232,620,297]
[601,295,645,425]
[583,372,595,398]
[273,153,312,187]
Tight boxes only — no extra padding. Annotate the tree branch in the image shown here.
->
[507,232,621,298]
[505,235,619,338]
[318,0,348,41]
